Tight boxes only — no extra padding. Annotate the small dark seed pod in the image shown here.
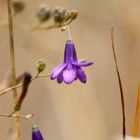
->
[52,7,65,23]
[36,4,51,22]
[12,0,25,14]
[70,10,78,20]
[63,10,71,22]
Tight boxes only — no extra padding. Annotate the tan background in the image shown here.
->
[0,0,140,139]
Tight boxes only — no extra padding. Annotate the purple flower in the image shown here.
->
[51,40,93,84]
[32,124,44,140]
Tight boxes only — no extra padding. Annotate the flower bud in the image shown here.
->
[32,124,44,140]
[36,4,51,22]
[70,10,78,20]
[36,59,46,73]
[52,7,65,23]
[12,0,25,14]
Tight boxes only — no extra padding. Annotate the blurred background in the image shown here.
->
[0,0,140,139]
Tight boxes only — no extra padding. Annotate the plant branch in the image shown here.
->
[0,113,34,124]
[0,74,50,96]
[111,27,126,140]
[7,0,20,139]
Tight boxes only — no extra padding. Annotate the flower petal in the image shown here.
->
[63,68,77,84]
[51,64,67,80]
[57,72,63,84]
[73,62,94,67]
[77,69,87,83]
[32,124,44,140]
[32,129,44,140]
[64,40,78,63]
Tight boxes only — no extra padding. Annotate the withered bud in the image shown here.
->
[12,0,25,14]
[70,10,78,20]
[36,4,51,22]
[63,10,71,22]
[15,72,32,111]
[52,7,65,23]
[36,59,46,73]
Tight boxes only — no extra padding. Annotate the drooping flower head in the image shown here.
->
[51,27,93,84]
[32,124,44,140]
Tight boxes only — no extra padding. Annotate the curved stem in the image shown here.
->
[0,74,50,96]
[29,21,43,31]
[111,27,126,140]
[0,113,34,125]
[66,25,72,41]
[36,74,50,79]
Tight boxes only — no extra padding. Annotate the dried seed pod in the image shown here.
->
[63,10,71,22]
[36,4,51,22]
[12,0,25,14]
[70,10,78,20]
[52,7,65,23]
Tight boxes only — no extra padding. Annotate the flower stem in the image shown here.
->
[133,82,140,138]
[111,27,126,140]
[7,0,20,139]
[0,113,34,124]
[0,74,50,96]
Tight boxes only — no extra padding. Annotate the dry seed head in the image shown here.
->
[70,10,78,20]
[12,0,25,14]
[52,7,65,23]
[36,4,51,22]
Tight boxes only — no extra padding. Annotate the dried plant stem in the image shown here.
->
[111,27,126,140]
[133,82,140,138]
[7,0,20,139]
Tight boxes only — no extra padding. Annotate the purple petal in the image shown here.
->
[63,68,77,84]
[32,128,44,140]
[73,62,94,67]
[64,40,78,63]
[51,64,67,80]
[57,72,63,84]
[77,69,87,83]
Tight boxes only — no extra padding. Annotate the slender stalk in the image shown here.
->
[133,82,140,138]
[111,27,126,140]
[0,74,50,96]
[0,113,34,124]
[7,0,20,139]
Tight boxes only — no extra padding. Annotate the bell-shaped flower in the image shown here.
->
[32,124,44,140]
[51,39,93,84]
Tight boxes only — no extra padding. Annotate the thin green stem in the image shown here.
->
[36,74,50,79]
[0,74,50,96]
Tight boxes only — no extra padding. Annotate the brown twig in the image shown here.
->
[111,27,126,140]
[7,0,20,139]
